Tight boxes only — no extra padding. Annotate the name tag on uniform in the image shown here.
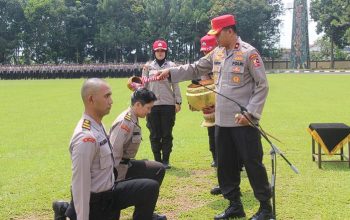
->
[99,139,107,146]
[232,61,243,66]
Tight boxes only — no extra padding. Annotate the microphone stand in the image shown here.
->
[192,80,299,219]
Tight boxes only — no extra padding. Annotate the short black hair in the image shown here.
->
[131,88,157,106]
[222,25,237,33]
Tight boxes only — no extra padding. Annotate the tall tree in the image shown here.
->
[310,36,349,61]
[209,0,283,57]
[0,0,25,64]
[22,0,67,63]
[310,0,350,67]
[95,0,146,63]
[64,0,99,63]
[168,0,211,62]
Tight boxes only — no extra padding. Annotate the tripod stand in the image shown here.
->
[191,80,299,219]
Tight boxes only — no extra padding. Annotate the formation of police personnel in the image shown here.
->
[52,13,275,220]
[0,63,142,80]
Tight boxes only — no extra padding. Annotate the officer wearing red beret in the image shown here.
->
[197,35,222,196]
[157,14,273,220]
[199,35,218,167]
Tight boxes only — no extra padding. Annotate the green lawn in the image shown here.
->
[0,74,349,220]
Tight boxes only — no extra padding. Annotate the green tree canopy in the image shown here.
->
[310,0,350,47]
[0,0,284,64]
[0,0,25,64]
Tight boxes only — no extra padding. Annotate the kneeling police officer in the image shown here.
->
[53,78,166,220]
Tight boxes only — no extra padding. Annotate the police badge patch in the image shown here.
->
[232,76,240,83]
[249,54,258,60]
[121,124,130,132]
[234,56,244,61]
[253,58,261,67]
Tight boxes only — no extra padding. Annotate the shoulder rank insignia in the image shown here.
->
[204,50,214,59]
[124,112,132,121]
[82,119,91,130]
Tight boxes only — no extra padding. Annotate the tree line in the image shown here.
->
[0,0,284,65]
[2,0,348,65]
[310,0,350,65]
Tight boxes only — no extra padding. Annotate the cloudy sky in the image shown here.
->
[279,0,322,48]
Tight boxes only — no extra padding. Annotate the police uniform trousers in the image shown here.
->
[125,160,166,185]
[66,178,160,220]
[207,126,217,163]
[215,125,271,202]
[146,105,176,162]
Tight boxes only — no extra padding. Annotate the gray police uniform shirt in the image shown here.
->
[169,37,269,127]
[142,60,182,105]
[69,114,115,220]
[109,108,142,181]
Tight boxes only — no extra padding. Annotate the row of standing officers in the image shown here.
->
[0,64,142,79]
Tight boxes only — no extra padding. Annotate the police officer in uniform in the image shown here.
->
[109,88,167,219]
[157,14,274,220]
[54,78,165,220]
[195,34,222,196]
[142,39,182,169]
[198,34,218,168]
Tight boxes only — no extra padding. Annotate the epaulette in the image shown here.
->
[204,50,214,59]
[82,119,91,130]
[124,112,132,121]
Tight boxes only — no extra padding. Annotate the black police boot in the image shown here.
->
[52,200,69,220]
[162,161,171,169]
[152,213,167,220]
[214,199,246,219]
[153,152,162,162]
[249,200,275,220]
[162,152,171,169]
[210,185,222,195]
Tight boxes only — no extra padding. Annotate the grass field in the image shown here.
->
[0,74,350,220]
